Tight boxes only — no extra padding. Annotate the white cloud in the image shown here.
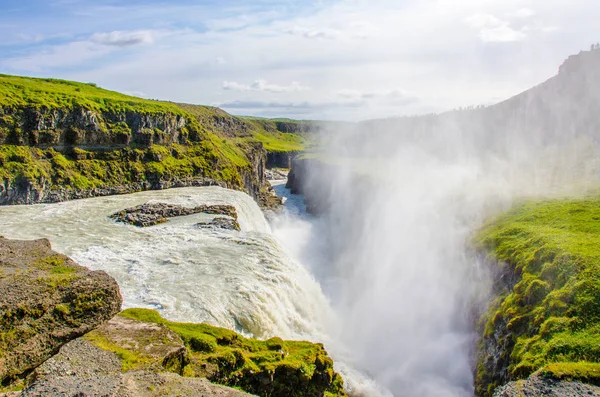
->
[515,8,536,18]
[222,79,311,93]
[3,41,113,72]
[4,0,600,120]
[286,26,342,40]
[91,30,154,47]
[466,13,526,42]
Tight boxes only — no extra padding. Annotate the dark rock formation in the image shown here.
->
[286,157,344,215]
[0,237,122,385]
[0,103,278,211]
[110,203,238,227]
[196,217,241,231]
[266,151,297,169]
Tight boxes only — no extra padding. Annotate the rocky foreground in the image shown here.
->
[0,237,121,386]
[0,237,346,397]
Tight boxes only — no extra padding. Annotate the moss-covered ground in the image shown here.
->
[474,197,600,393]
[89,309,346,397]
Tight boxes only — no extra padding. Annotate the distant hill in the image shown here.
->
[347,47,600,161]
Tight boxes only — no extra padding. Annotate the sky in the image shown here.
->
[1,0,600,121]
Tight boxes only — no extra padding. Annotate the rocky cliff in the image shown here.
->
[266,151,297,169]
[0,75,297,208]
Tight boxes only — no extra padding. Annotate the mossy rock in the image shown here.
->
[101,309,348,397]
[0,237,122,386]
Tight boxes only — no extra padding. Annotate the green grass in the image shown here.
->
[249,130,304,152]
[0,74,186,115]
[474,197,600,393]
[107,309,347,397]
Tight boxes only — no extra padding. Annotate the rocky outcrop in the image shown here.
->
[239,142,267,202]
[110,202,238,227]
[196,217,241,231]
[265,169,288,181]
[21,336,252,397]
[493,375,600,397]
[0,237,122,385]
[107,309,347,397]
[0,107,190,149]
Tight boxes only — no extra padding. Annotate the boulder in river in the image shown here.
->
[196,217,241,231]
[110,202,238,227]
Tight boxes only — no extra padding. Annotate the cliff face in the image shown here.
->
[266,151,297,169]
[0,106,189,148]
[0,76,286,208]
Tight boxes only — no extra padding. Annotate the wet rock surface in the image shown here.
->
[0,237,122,385]
[196,217,241,231]
[110,202,238,227]
[493,375,600,397]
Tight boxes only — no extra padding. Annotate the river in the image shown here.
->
[0,183,385,395]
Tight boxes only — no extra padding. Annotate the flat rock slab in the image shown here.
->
[0,237,122,384]
[494,375,600,397]
[110,203,238,227]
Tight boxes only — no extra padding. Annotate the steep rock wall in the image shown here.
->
[266,151,297,169]
[0,105,276,208]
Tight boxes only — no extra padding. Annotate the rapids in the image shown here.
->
[0,186,332,341]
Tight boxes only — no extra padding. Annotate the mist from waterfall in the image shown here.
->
[270,52,600,396]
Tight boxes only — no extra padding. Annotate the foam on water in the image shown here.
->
[0,186,332,340]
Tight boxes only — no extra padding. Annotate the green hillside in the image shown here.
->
[0,74,310,203]
[474,197,600,395]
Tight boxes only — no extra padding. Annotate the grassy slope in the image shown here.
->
[86,309,346,397]
[241,118,306,152]
[0,75,308,194]
[0,74,186,115]
[474,198,600,392]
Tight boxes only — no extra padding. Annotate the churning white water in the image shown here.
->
[0,186,333,341]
